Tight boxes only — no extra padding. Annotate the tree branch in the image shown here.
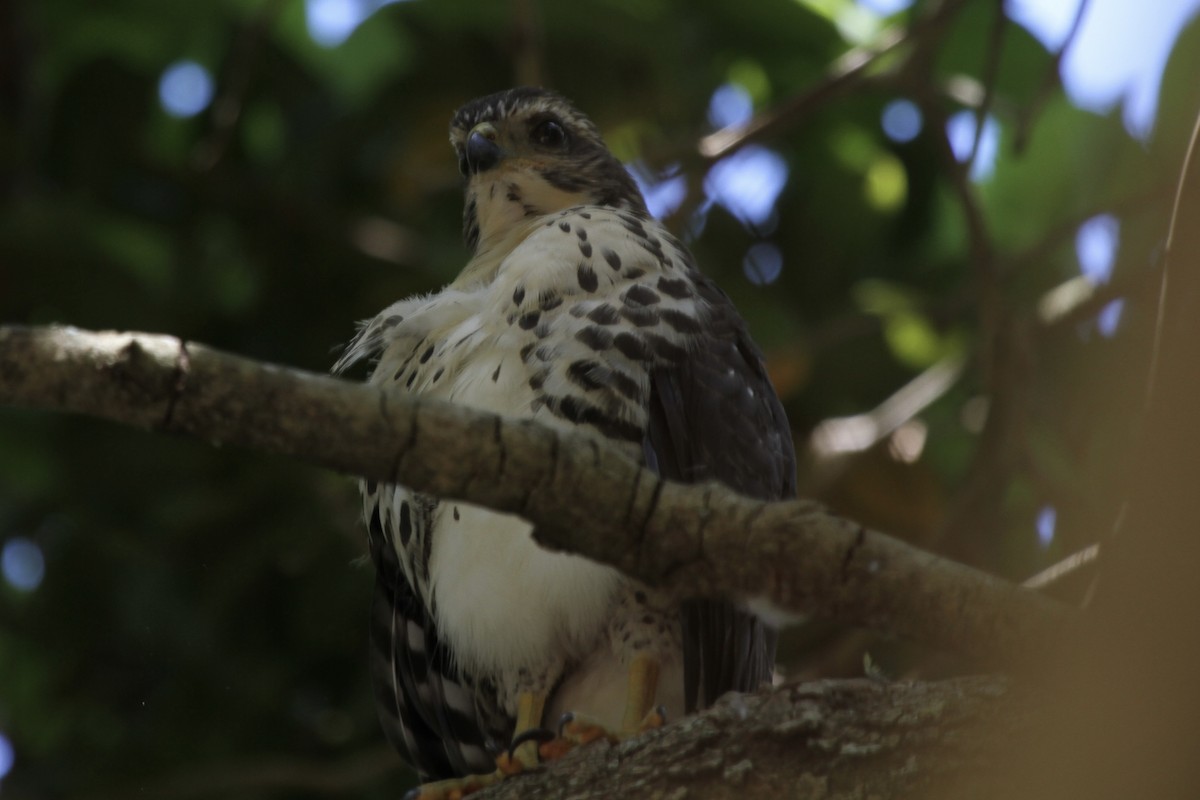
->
[60,677,1024,800]
[1013,0,1091,153]
[0,324,1072,663]
[478,676,1025,800]
[696,0,969,161]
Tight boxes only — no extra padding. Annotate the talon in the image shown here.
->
[538,736,578,762]
[639,704,668,731]
[558,712,618,745]
[556,711,575,738]
[507,727,556,761]
[494,750,524,776]
[406,769,504,799]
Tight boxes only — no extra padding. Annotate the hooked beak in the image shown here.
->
[465,122,502,174]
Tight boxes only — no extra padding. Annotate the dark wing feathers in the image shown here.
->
[366,499,504,781]
[646,276,796,711]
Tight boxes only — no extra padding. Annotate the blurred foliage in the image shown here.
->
[0,0,1196,796]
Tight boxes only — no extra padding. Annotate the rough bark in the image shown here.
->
[0,324,1071,664]
[477,676,1023,800]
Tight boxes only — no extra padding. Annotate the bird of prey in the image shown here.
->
[336,87,796,796]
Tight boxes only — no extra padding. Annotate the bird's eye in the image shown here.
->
[532,119,567,148]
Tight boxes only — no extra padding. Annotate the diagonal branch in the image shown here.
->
[1013,0,1092,153]
[0,324,1073,664]
[696,0,970,162]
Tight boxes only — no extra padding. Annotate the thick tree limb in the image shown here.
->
[480,676,1024,800]
[0,324,1072,663]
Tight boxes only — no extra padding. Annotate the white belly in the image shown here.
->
[425,334,621,678]
[429,503,619,677]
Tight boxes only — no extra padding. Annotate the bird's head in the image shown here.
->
[449,87,647,254]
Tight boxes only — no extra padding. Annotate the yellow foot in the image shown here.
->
[402,769,504,800]
[403,729,545,800]
[637,704,668,732]
[537,706,668,762]
[535,712,613,762]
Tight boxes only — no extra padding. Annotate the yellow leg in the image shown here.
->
[542,655,667,764]
[620,654,661,734]
[504,690,548,771]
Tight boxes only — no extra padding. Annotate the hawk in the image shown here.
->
[336,87,796,795]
